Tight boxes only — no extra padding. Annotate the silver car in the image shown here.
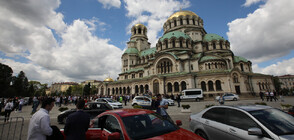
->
[215,93,239,101]
[190,105,294,140]
[95,98,123,109]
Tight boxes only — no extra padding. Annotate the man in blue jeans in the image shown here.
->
[156,94,173,122]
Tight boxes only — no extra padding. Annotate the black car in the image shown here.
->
[57,102,113,124]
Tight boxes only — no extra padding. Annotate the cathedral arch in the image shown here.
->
[201,81,207,91]
[174,82,179,92]
[181,81,187,91]
[216,80,222,91]
[208,81,214,91]
[167,82,173,92]
[135,85,139,94]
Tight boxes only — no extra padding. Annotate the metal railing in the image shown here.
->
[0,117,24,140]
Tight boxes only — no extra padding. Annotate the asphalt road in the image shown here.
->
[1,96,293,140]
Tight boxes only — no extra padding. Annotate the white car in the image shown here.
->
[132,96,152,108]
[215,93,239,101]
[163,98,175,106]
[95,98,123,109]
[190,105,294,140]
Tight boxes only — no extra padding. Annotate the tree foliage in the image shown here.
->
[273,76,282,92]
[83,83,91,96]
[0,63,13,97]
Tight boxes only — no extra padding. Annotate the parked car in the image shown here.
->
[23,97,30,105]
[215,93,239,101]
[163,98,175,106]
[132,96,152,108]
[95,98,123,109]
[61,109,205,140]
[181,89,203,102]
[190,105,294,140]
[57,102,112,124]
[288,106,294,117]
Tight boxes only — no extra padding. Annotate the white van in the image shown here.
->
[180,89,203,102]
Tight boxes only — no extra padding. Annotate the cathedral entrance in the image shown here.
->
[153,80,159,94]
[235,86,241,94]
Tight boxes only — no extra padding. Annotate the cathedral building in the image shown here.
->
[98,10,274,98]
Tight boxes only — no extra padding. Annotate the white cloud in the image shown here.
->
[124,0,190,46]
[0,0,122,84]
[243,0,264,7]
[252,58,294,76]
[227,0,294,63]
[97,0,121,9]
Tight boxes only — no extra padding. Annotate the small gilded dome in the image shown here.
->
[168,10,198,20]
[104,77,114,82]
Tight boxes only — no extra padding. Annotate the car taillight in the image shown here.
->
[106,110,110,111]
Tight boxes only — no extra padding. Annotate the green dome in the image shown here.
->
[203,34,225,42]
[123,48,139,54]
[234,56,249,63]
[160,31,191,42]
[200,55,223,63]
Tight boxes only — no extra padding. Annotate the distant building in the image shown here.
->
[278,75,294,89]
[50,82,79,93]
[96,10,274,97]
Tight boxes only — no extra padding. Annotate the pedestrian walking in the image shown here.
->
[270,91,274,102]
[176,94,181,107]
[19,97,24,112]
[31,96,39,114]
[218,94,225,105]
[27,97,55,140]
[156,94,173,122]
[259,91,264,101]
[4,99,13,122]
[265,91,269,101]
[64,99,90,140]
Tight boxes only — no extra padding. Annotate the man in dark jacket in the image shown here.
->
[64,99,90,140]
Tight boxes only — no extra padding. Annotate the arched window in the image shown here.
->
[134,29,136,34]
[181,81,187,91]
[119,87,122,94]
[186,18,189,24]
[112,88,114,95]
[220,42,223,49]
[262,83,265,89]
[140,85,144,93]
[213,42,216,49]
[165,40,168,48]
[145,85,149,93]
[174,82,179,92]
[172,39,176,48]
[116,88,118,95]
[174,20,177,26]
[193,19,195,25]
[138,28,141,34]
[180,19,183,25]
[208,63,211,69]
[180,40,183,48]
[201,81,206,91]
[233,73,239,83]
[167,83,172,92]
[240,63,244,71]
[186,41,189,48]
[169,22,171,28]
[135,85,139,94]
[208,81,214,91]
[215,63,218,69]
[123,87,126,94]
[157,58,173,74]
[216,80,222,91]
[127,87,130,94]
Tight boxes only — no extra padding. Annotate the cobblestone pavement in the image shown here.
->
[1,96,293,140]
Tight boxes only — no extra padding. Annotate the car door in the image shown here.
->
[201,108,237,140]
[100,115,124,140]
[227,109,272,140]
[86,117,102,140]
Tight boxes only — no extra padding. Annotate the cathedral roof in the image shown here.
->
[160,31,191,42]
[203,34,225,42]
[200,55,223,62]
[234,56,249,63]
[123,48,139,54]
[120,68,144,74]
[168,10,198,20]
[104,77,114,82]
[139,47,156,57]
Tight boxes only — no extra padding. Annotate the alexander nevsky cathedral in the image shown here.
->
[98,10,274,98]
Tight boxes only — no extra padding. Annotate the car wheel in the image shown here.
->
[195,98,200,102]
[133,103,138,106]
[195,130,208,140]
[233,98,237,101]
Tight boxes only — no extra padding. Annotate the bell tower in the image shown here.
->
[130,24,150,51]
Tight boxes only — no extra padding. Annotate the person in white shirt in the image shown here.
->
[4,98,13,122]
[27,98,55,140]
[18,97,24,112]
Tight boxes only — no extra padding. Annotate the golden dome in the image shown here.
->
[104,77,114,82]
[168,10,198,20]
[134,23,145,27]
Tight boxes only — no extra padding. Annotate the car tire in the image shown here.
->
[132,103,138,106]
[195,130,209,140]
[195,98,200,102]
[233,98,237,101]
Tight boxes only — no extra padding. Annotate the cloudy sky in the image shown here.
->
[0,0,293,84]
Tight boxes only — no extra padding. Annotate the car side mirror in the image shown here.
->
[248,128,263,136]
[176,120,182,126]
[108,132,120,140]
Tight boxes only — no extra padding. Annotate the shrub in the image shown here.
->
[58,107,69,112]
[133,105,143,109]
[281,104,292,108]
[205,104,215,108]
[255,102,267,105]
[182,104,190,109]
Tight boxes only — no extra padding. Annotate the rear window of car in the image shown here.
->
[202,108,227,124]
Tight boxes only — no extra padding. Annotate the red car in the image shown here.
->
[61,109,204,140]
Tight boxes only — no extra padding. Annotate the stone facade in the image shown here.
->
[278,75,294,89]
[98,10,274,97]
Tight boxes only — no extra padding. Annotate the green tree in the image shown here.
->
[71,85,83,95]
[0,63,13,97]
[83,83,91,96]
[66,86,72,96]
[273,76,282,92]
[12,71,29,97]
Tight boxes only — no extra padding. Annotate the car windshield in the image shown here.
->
[122,113,178,139]
[105,99,115,103]
[249,108,294,135]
